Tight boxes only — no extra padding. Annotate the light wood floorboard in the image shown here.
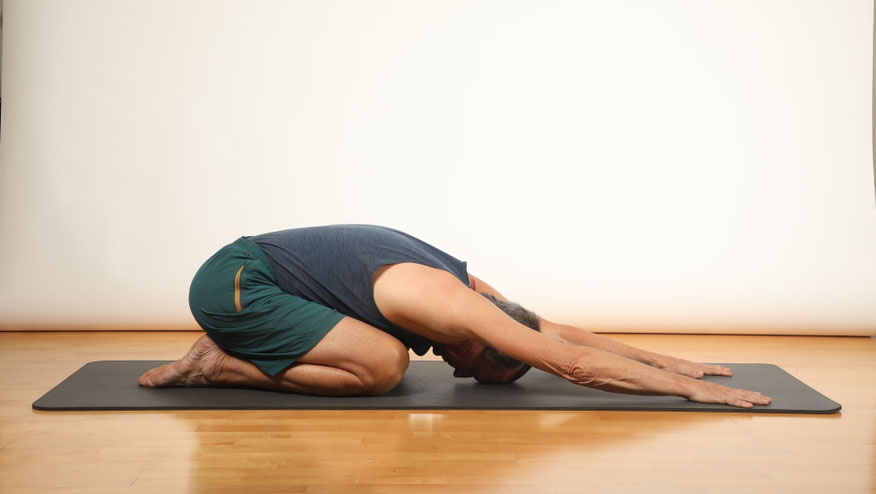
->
[0,331,874,493]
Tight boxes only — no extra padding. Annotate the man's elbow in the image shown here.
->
[563,359,597,386]
[560,350,610,387]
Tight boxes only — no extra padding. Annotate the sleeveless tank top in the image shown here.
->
[250,225,470,355]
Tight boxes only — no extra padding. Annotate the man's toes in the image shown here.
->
[138,369,155,387]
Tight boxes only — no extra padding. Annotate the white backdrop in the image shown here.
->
[1,0,874,334]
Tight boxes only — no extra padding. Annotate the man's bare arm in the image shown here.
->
[470,274,731,379]
[376,264,770,408]
[452,281,767,407]
[538,320,733,379]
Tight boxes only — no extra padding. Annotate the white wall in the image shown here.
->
[1,0,874,334]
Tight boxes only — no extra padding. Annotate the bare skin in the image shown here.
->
[138,333,223,388]
[139,316,409,396]
[141,262,771,408]
[372,263,772,409]
[431,339,524,384]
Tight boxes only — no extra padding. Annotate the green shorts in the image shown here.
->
[188,237,346,376]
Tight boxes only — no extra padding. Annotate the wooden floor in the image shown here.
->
[0,332,874,493]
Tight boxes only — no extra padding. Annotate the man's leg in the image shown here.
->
[138,316,410,396]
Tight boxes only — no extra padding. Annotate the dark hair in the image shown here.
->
[479,292,541,383]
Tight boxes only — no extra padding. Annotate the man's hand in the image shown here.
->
[656,356,732,379]
[686,379,772,408]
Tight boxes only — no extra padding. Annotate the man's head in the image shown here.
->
[432,292,541,384]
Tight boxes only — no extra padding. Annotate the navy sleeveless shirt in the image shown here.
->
[250,225,470,355]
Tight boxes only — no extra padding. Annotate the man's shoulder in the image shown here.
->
[372,262,475,344]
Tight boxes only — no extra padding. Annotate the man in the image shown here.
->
[140,225,771,409]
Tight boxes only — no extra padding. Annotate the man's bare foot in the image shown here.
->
[138,334,227,387]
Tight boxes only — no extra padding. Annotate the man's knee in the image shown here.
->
[359,339,409,395]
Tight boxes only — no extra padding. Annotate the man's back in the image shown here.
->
[251,225,470,354]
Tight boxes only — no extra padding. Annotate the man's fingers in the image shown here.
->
[733,390,771,408]
[752,393,772,405]
[664,359,733,378]
[744,389,771,404]
[691,381,772,408]
[705,364,732,376]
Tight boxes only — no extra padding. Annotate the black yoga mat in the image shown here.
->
[32,361,841,413]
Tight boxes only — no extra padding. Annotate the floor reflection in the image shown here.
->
[148,408,750,492]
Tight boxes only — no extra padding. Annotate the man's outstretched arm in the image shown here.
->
[469,274,731,379]
[454,280,769,408]
[374,264,770,408]
[537,319,732,379]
